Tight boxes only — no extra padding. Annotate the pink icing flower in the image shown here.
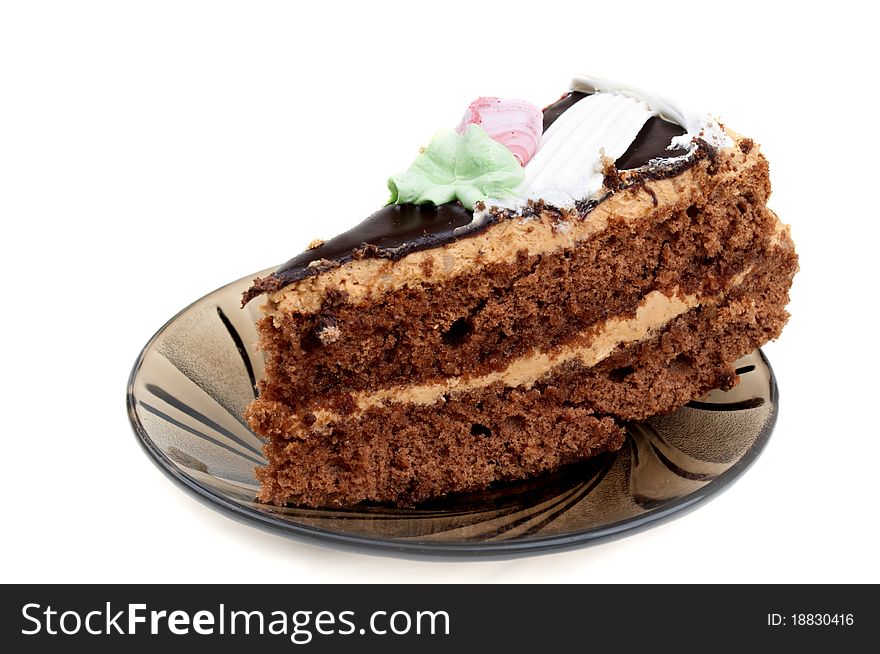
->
[456,97,543,166]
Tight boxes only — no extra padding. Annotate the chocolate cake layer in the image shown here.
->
[251,244,794,507]
[254,396,624,508]
[252,138,775,415]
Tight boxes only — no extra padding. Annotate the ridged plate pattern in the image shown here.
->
[127,270,778,557]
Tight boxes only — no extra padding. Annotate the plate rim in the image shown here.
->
[126,272,779,560]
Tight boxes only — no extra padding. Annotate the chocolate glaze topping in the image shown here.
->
[616,116,688,170]
[242,91,699,304]
[542,91,589,132]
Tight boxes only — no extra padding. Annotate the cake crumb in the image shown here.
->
[316,324,341,345]
[351,243,381,260]
[552,220,572,234]
[307,258,339,272]
[307,238,326,250]
[601,155,624,191]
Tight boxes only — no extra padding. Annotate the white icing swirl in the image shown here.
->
[480,74,731,216]
[519,92,653,207]
[570,74,730,152]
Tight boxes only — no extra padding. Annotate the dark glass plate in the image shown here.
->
[127,269,778,558]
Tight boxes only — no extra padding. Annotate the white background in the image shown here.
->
[2,0,878,583]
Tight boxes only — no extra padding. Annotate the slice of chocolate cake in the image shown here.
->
[242,75,798,508]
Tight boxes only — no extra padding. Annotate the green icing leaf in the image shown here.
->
[387,125,524,209]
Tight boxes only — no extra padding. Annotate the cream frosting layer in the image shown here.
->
[347,286,696,413]
[294,236,797,433]
[300,268,750,432]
